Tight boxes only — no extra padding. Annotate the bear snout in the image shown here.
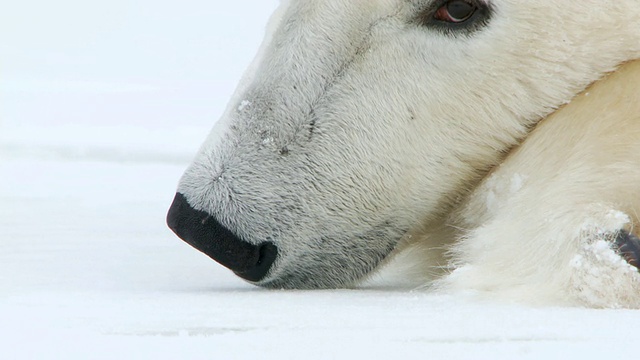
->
[167,193,278,282]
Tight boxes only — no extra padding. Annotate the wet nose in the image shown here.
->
[166,193,277,282]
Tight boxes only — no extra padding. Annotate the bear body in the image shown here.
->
[440,61,640,307]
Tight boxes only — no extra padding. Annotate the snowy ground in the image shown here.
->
[2,1,640,359]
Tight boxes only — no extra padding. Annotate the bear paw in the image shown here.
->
[614,230,640,270]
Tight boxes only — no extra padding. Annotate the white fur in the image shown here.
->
[440,61,640,307]
[174,0,640,306]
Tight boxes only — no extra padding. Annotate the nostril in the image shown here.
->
[257,243,274,265]
[166,192,278,282]
[236,242,278,282]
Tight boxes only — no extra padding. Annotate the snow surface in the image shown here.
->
[2,1,640,359]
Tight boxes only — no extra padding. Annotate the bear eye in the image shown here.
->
[416,0,491,33]
[434,0,477,23]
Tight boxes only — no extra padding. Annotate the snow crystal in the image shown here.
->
[483,173,527,214]
[509,173,526,193]
[570,236,640,308]
[606,209,631,225]
[485,190,498,213]
[580,208,630,235]
[569,254,583,268]
[238,100,252,111]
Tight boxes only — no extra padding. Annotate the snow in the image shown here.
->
[509,173,526,194]
[2,1,640,359]
[238,100,252,111]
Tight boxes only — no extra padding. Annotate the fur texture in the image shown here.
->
[442,61,640,307]
[172,0,640,306]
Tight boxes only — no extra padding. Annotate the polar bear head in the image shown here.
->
[167,0,640,289]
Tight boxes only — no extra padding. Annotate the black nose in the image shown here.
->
[166,193,277,282]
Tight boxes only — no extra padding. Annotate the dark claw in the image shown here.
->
[614,230,640,270]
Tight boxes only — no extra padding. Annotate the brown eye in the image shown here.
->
[434,0,477,23]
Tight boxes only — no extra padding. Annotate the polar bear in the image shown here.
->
[167,0,640,307]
